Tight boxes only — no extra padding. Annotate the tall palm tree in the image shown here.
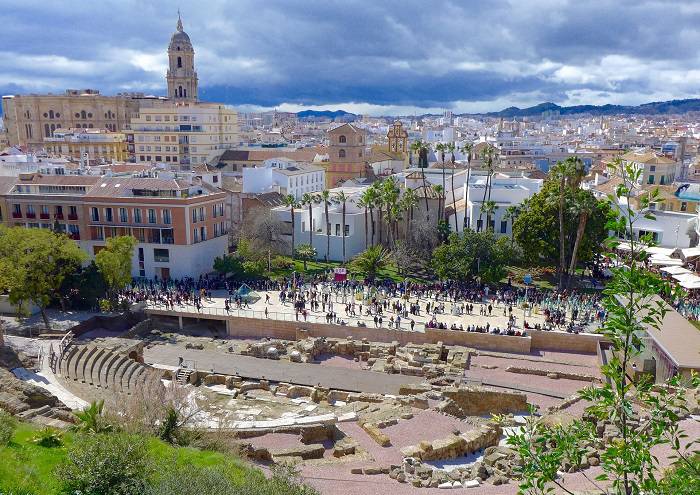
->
[460,142,474,230]
[447,142,458,232]
[362,185,380,246]
[301,192,315,246]
[381,177,400,247]
[551,156,586,288]
[354,193,371,250]
[410,140,431,218]
[477,145,496,230]
[333,190,350,263]
[432,184,444,223]
[482,200,497,232]
[504,204,520,245]
[435,143,447,223]
[400,187,418,239]
[566,192,597,289]
[282,194,298,258]
[318,189,332,261]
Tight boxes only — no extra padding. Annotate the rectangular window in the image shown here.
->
[212,204,217,218]
[500,220,508,234]
[344,224,350,236]
[476,219,483,231]
[105,208,113,222]
[191,209,197,223]
[91,207,99,222]
[335,224,340,236]
[148,209,156,224]
[134,208,142,223]
[214,223,220,237]
[162,209,171,224]
[119,208,128,222]
[153,248,170,263]
[200,226,206,241]
[648,175,655,184]
[198,207,204,222]
[193,228,199,243]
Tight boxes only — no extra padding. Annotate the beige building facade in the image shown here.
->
[1,89,143,149]
[325,123,369,187]
[43,128,128,162]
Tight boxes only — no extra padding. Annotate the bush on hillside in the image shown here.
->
[0,408,16,445]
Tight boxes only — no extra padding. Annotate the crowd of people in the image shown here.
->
[124,272,608,337]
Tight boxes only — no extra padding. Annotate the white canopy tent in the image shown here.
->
[678,276,700,289]
[660,266,692,275]
[672,272,699,282]
[680,246,700,260]
[649,257,683,266]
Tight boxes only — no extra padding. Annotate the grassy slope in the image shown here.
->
[0,423,251,495]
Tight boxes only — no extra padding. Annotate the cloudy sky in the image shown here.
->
[1,0,699,115]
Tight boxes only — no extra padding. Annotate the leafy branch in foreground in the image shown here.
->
[503,157,700,495]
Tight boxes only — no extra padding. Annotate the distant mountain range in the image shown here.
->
[295,109,356,120]
[480,99,700,118]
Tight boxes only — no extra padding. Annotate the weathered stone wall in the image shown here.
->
[442,386,528,416]
[400,424,502,461]
[505,366,599,382]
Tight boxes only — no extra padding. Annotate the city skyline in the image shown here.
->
[2,0,700,116]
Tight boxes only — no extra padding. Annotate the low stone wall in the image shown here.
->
[505,365,599,382]
[441,386,528,417]
[528,329,603,353]
[119,319,152,339]
[400,424,502,461]
[69,312,146,338]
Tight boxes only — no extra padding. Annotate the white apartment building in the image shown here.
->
[127,101,239,169]
[242,157,325,199]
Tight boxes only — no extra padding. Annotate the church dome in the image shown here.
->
[169,13,192,49]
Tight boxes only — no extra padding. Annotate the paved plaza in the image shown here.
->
[145,287,591,335]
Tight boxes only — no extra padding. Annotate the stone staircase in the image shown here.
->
[17,404,73,429]
[175,367,195,385]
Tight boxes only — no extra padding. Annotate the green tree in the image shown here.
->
[505,157,700,495]
[410,140,432,217]
[477,144,497,228]
[513,179,609,271]
[435,142,447,221]
[503,204,520,245]
[400,187,418,240]
[59,261,108,310]
[295,243,317,271]
[349,245,389,282]
[0,226,86,330]
[431,230,513,282]
[447,142,459,233]
[95,236,138,308]
[56,433,152,495]
[213,254,245,277]
[482,199,497,232]
[354,192,372,249]
[432,184,444,224]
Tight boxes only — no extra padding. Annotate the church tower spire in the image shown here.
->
[166,12,198,101]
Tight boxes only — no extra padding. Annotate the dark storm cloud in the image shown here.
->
[0,0,699,112]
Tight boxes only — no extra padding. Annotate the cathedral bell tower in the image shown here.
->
[166,12,198,101]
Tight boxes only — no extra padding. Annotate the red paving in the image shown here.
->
[383,409,475,449]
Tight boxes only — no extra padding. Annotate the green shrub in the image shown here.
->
[99,298,112,312]
[147,463,238,495]
[31,426,63,448]
[0,408,17,445]
[272,255,294,270]
[56,433,152,495]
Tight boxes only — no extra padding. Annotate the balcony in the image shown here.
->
[40,213,50,220]
[54,213,64,220]
[68,214,78,221]
[26,212,36,219]
[12,212,22,219]
[68,232,80,241]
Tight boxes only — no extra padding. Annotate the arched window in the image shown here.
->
[183,88,187,97]
[49,110,54,119]
[178,86,183,97]
[50,124,55,132]
[88,124,93,128]
[339,135,346,143]
[80,110,86,119]
[339,149,346,158]
[44,124,50,136]
[177,56,182,68]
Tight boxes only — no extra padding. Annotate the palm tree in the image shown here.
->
[333,190,350,263]
[72,400,112,434]
[400,187,418,239]
[460,142,474,230]
[381,177,400,247]
[362,185,380,246]
[354,193,371,249]
[551,156,586,288]
[410,140,431,218]
[566,192,597,289]
[477,145,496,230]
[282,194,298,258]
[504,204,520,245]
[319,189,332,261]
[295,243,317,271]
[482,200,497,231]
[432,184,444,223]
[301,192,315,247]
[349,245,389,282]
[435,143,447,223]
[447,142,458,232]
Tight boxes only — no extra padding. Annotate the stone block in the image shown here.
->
[360,422,391,447]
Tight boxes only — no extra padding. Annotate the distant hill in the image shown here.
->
[481,99,700,117]
[296,109,357,121]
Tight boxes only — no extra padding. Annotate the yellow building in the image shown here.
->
[43,128,128,162]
